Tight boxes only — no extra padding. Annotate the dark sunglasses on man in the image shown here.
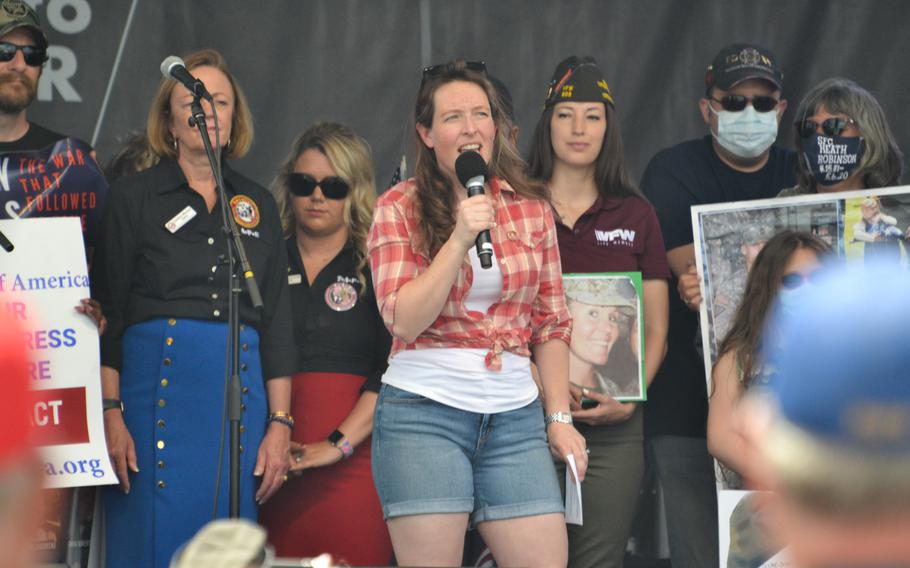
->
[288,173,350,200]
[795,117,858,139]
[0,42,47,67]
[711,94,779,113]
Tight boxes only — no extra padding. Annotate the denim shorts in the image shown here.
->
[371,384,564,525]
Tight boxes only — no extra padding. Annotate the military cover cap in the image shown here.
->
[765,261,910,455]
[0,0,48,49]
[545,55,614,108]
[706,43,782,94]
[564,276,636,308]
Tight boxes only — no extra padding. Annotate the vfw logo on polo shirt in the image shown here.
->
[595,228,636,247]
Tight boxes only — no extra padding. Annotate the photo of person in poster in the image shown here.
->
[564,274,644,402]
[698,201,842,365]
[845,195,910,265]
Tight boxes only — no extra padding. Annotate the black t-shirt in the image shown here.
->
[92,157,295,380]
[285,238,390,392]
[0,121,66,152]
[640,136,797,438]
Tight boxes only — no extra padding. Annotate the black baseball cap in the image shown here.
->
[705,43,782,94]
[544,55,614,108]
[0,0,48,49]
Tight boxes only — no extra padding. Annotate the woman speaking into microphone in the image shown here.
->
[93,49,293,568]
[367,59,586,567]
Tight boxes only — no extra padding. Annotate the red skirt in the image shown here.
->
[259,372,391,565]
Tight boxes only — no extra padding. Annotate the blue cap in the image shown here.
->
[765,261,910,456]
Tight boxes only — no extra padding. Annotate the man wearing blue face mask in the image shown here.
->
[639,43,798,568]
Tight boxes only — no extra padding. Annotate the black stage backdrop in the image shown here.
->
[29,0,910,191]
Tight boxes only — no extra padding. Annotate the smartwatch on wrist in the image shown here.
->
[327,429,353,459]
[102,398,124,413]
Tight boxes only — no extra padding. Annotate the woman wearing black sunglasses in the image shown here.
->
[259,122,393,564]
[707,230,831,487]
[780,78,903,197]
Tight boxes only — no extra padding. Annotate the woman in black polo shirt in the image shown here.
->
[527,55,671,568]
[258,122,392,565]
[93,49,293,568]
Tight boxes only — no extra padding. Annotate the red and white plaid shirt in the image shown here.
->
[367,177,571,371]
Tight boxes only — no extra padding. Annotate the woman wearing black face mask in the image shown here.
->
[779,77,903,197]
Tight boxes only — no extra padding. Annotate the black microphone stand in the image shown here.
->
[188,95,263,518]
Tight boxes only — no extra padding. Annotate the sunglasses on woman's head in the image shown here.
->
[795,117,858,139]
[288,173,350,200]
[0,42,47,66]
[781,271,823,290]
[421,60,487,86]
[710,94,779,113]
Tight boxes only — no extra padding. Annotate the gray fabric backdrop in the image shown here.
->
[28,0,910,190]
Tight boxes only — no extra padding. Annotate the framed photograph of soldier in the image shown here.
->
[718,490,790,568]
[691,184,910,386]
[562,272,646,402]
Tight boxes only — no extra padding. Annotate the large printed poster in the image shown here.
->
[0,217,115,488]
[691,184,910,386]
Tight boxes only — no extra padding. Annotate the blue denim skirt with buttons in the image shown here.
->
[103,318,266,568]
[371,383,564,526]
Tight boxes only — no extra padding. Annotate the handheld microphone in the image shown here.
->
[160,55,213,101]
[455,151,493,269]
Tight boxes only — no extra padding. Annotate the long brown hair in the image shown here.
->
[527,102,642,200]
[718,230,832,387]
[413,60,548,255]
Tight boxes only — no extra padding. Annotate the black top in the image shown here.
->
[0,121,66,152]
[640,136,797,438]
[286,238,390,392]
[92,157,295,380]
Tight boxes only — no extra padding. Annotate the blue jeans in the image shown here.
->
[646,435,718,568]
[372,384,564,525]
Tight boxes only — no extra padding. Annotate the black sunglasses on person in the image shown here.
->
[0,42,47,67]
[781,270,824,290]
[421,60,487,86]
[710,94,779,113]
[795,117,858,139]
[288,173,350,200]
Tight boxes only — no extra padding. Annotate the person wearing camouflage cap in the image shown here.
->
[565,278,640,398]
[0,0,65,151]
[741,261,910,567]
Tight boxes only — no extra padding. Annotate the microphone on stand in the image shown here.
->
[160,55,213,101]
[455,151,493,269]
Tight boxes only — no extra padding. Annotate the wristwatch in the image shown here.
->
[544,411,573,425]
[102,398,124,413]
[327,429,354,459]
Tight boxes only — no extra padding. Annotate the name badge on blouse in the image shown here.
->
[288,274,302,285]
[165,206,197,233]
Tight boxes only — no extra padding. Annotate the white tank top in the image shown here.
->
[382,248,538,413]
